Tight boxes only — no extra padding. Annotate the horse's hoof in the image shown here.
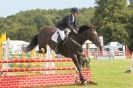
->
[81,80,87,85]
[87,81,98,85]
[37,50,43,53]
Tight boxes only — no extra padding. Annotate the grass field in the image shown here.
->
[50,59,133,88]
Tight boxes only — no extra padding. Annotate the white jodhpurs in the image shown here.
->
[57,29,65,40]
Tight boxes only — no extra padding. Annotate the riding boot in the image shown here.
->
[57,37,63,53]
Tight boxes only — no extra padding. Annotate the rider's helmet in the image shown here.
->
[70,7,80,14]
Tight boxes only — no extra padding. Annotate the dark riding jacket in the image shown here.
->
[55,14,78,31]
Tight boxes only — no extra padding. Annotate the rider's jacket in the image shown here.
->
[55,14,78,31]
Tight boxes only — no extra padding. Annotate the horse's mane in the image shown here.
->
[78,25,90,34]
[78,25,96,34]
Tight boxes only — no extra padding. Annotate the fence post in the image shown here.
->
[2,38,10,71]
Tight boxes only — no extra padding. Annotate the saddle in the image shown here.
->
[51,29,70,43]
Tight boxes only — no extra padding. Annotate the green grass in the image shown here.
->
[50,59,133,88]
[90,59,133,88]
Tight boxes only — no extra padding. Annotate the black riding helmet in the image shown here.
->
[70,7,80,14]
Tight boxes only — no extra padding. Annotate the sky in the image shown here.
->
[0,0,96,17]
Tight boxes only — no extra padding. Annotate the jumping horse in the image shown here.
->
[23,25,102,84]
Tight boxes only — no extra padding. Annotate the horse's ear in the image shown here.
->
[90,25,96,31]
[86,25,95,29]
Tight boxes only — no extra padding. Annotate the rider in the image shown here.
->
[55,7,80,49]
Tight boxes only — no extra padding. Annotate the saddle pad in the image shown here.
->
[51,31,59,43]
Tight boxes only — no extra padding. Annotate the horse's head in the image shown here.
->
[78,25,102,50]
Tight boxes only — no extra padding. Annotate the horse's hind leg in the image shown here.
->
[37,46,47,54]
[71,55,85,84]
[42,47,47,54]
[37,47,43,53]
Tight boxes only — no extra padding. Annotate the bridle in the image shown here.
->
[69,28,101,48]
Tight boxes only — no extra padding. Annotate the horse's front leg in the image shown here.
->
[71,54,85,84]
[77,54,82,67]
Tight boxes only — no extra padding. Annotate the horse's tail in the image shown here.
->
[22,34,38,52]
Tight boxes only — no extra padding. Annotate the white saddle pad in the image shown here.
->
[51,31,59,43]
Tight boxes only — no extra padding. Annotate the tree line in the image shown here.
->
[0,0,133,51]
[0,8,94,41]
[93,0,133,51]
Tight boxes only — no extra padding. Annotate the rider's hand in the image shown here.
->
[73,29,78,34]
[76,28,79,31]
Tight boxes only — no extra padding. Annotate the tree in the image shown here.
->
[126,1,133,51]
[93,0,128,45]
[78,8,95,26]
[0,18,7,34]
[15,26,38,41]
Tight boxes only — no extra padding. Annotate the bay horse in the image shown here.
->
[23,25,102,84]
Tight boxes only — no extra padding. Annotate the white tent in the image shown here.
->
[83,40,97,48]
[3,40,29,54]
[3,40,29,46]
[104,42,123,49]
[104,42,125,55]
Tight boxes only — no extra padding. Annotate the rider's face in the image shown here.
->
[73,12,79,17]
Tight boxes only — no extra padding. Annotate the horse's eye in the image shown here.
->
[87,26,90,29]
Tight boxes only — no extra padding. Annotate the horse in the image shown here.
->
[22,25,102,84]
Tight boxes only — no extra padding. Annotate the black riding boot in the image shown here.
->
[57,37,63,53]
